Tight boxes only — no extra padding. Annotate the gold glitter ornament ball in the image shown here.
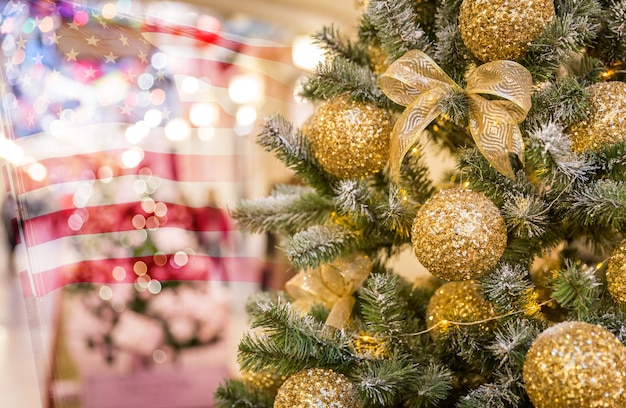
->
[458,0,555,62]
[567,81,626,152]
[523,321,626,408]
[306,96,392,179]
[426,280,496,339]
[241,369,286,396]
[411,187,507,281]
[274,368,360,408]
[607,239,626,305]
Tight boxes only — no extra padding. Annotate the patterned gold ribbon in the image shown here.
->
[285,253,372,329]
[379,50,532,180]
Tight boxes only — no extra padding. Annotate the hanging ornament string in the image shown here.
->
[379,49,533,180]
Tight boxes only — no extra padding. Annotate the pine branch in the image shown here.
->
[359,273,413,340]
[238,301,355,376]
[313,25,370,66]
[232,186,333,235]
[285,224,359,269]
[522,0,603,81]
[367,0,433,63]
[549,259,602,316]
[257,115,335,195]
[372,185,418,240]
[456,369,530,408]
[299,57,393,109]
[566,179,626,231]
[214,380,274,408]
[405,363,454,408]
[333,179,374,222]
[501,193,552,240]
[525,122,596,191]
[524,77,588,129]
[353,354,420,406]
[398,144,437,205]
[486,319,542,371]
[480,264,539,316]
[588,141,626,181]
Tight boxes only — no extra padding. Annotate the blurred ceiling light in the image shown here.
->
[292,35,324,71]
[164,118,191,141]
[228,74,263,104]
[189,102,219,127]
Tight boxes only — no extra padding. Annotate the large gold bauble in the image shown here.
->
[306,96,392,179]
[274,368,360,408]
[607,239,626,305]
[567,81,626,152]
[411,187,507,281]
[458,0,555,62]
[523,321,626,408]
[425,280,496,339]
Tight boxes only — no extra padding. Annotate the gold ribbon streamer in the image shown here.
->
[285,253,372,329]
[379,50,532,180]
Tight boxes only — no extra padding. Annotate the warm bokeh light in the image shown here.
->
[112,266,127,281]
[101,3,117,19]
[121,147,145,168]
[228,74,263,104]
[26,162,47,182]
[236,105,257,126]
[181,76,199,95]
[164,118,190,141]
[133,261,148,276]
[292,35,324,71]
[189,102,219,127]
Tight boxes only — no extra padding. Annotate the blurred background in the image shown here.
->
[0,1,360,407]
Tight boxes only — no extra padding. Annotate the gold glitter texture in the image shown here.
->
[411,187,507,281]
[274,368,360,408]
[523,321,626,408]
[367,43,389,76]
[241,369,287,396]
[306,96,391,179]
[458,0,555,62]
[568,81,626,152]
[607,239,626,305]
[426,280,496,339]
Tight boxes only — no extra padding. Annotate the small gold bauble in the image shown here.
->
[458,0,555,62]
[241,369,287,396]
[425,280,496,339]
[274,368,360,408]
[607,239,626,305]
[567,81,626,152]
[523,321,626,408]
[306,96,392,179]
[350,332,388,359]
[411,187,507,281]
[367,43,390,76]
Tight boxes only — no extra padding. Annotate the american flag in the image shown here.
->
[1,0,296,297]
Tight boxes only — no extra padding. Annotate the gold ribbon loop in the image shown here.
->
[285,253,373,329]
[379,50,533,180]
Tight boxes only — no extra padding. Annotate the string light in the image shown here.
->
[402,299,553,337]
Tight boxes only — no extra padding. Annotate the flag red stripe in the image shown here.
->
[141,21,291,60]
[19,255,271,297]
[22,202,234,246]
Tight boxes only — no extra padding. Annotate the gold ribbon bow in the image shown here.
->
[285,253,372,330]
[379,50,533,180]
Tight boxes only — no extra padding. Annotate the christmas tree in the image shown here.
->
[215,0,626,407]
